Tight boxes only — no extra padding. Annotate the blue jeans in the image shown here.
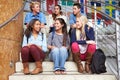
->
[49,47,68,71]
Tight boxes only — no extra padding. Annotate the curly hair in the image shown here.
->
[24,19,40,42]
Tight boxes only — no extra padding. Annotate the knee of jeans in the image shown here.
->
[51,48,59,58]
[87,44,96,53]
[60,47,67,51]
[71,42,79,48]
[29,45,37,50]
[60,47,68,55]
[71,42,79,53]
[51,47,59,53]
[21,46,29,53]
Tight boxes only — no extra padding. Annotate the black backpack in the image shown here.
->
[91,48,106,74]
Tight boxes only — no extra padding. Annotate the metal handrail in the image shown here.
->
[83,2,120,79]
[0,0,27,28]
[82,4,120,25]
[97,1,120,10]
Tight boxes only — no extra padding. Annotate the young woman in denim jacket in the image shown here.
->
[21,19,47,75]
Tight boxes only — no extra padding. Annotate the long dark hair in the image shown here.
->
[24,19,40,42]
[52,5,63,20]
[55,18,68,46]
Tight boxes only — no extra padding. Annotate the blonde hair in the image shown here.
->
[76,16,88,40]
[30,1,40,11]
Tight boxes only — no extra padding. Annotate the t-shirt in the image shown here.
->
[47,32,69,48]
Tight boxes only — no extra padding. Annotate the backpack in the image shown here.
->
[91,48,106,74]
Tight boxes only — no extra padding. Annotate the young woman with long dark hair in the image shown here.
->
[47,18,69,74]
[21,19,47,75]
[49,5,67,33]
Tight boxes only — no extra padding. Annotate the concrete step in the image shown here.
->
[16,61,80,72]
[16,61,113,74]
[9,72,117,80]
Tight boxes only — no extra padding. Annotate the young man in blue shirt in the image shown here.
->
[24,1,46,28]
[69,3,81,28]
[69,3,83,36]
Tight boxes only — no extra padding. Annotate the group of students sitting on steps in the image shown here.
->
[21,1,96,75]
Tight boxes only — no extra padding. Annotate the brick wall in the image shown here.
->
[0,0,23,80]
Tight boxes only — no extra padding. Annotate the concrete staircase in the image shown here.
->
[9,61,117,80]
[10,11,117,80]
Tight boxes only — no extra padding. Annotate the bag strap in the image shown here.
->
[52,31,55,40]
[51,31,55,45]
[41,32,44,41]
[27,37,29,44]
